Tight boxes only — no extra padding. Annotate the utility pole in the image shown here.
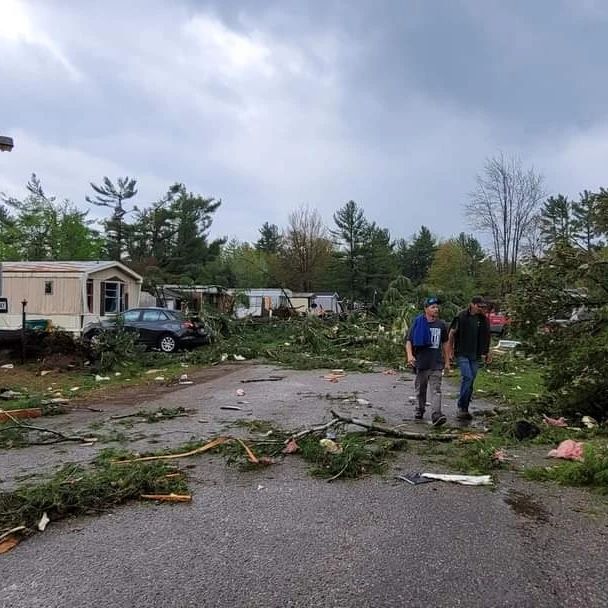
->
[0,135,14,298]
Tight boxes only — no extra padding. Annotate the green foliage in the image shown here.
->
[0,174,105,261]
[396,225,437,285]
[90,319,140,372]
[255,222,282,254]
[0,459,188,534]
[524,444,608,493]
[298,433,406,479]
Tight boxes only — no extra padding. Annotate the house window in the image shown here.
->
[86,280,93,313]
[100,281,127,315]
[44,281,53,295]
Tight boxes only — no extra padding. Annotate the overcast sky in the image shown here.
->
[1,0,608,244]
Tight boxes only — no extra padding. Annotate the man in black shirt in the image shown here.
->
[405,297,450,426]
[448,296,492,420]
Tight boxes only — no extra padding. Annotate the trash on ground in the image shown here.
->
[421,473,493,486]
[140,493,192,502]
[492,448,510,463]
[356,398,370,406]
[233,355,246,361]
[95,375,110,382]
[458,433,486,443]
[241,376,285,383]
[324,372,346,383]
[236,388,246,397]
[548,439,584,461]
[179,374,189,382]
[282,438,299,454]
[145,369,164,374]
[39,370,53,376]
[319,438,343,454]
[382,369,397,375]
[495,340,522,349]
[581,416,598,429]
[514,420,541,440]
[396,472,438,485]
[1,363,15,369]
[256,484,265,490]
[70,386,80,392]
[37,512,50,532]
[0,390,24,400]
[0,535,21,554]
[114,372,121,376]
[543,414,568,427]
[220,405,242,411]
[154,376,165,381]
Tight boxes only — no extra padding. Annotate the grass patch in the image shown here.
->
[524,443,608,493]
[471,352,544,407]
[297,433,407,479]
[0,458,188,535]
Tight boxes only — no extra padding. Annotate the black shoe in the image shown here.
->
[431,413,447,427]
[456,409,473,421]
[414,410,424,420]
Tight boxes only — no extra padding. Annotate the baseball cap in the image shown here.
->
[424,297,440,307]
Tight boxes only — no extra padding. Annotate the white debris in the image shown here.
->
[37,512,50,532]
[40,370,53,377]
[421,473,493,486]
[233,354,246,361]
[95,375,110,382]
[236,388,246,397]
[154,376,165,382]
[356,398,370,406]
[179,374,189,382]
[114,372,121,377]
[70,387,80,392]
[1,364,14,369]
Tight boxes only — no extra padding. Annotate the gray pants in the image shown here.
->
[414,369,443,415]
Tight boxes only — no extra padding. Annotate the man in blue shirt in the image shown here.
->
[405,297,450,426]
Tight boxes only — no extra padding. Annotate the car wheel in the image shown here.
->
[159,333,178,353]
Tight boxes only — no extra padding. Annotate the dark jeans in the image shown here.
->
[456,356,479,411]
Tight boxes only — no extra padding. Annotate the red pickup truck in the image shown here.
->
[488,311,510,336]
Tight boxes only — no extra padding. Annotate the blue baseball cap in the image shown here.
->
[424,297,439,307]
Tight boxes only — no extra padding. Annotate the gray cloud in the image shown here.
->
[1,0,607,245]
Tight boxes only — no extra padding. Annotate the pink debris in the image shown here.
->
[282,439,299,454]
[543,414,567,428]
[547,439,584,461]
[492,448,509,463]
[382,369,397,375]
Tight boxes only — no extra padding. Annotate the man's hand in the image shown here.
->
[483,353,493,365]
[407,355,416,368]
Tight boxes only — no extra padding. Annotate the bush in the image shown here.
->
[90,322,140,372]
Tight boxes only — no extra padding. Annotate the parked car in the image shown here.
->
[83,308,211,353]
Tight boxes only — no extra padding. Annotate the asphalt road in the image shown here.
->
[1,365,607,607]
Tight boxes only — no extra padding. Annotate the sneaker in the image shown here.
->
[456,409,473,421]
[431,413,447,427]
[414,410,424,420]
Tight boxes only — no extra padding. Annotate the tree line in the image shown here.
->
[1,152,606,309]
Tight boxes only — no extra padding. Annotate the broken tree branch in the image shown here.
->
[240,376,285,383]
[0,409,97,444]
[329,410,459,441]
[286,418,343,444]
[113,436,230,464]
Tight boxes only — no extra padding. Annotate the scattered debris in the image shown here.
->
[95,375,110,382]
[1,363,14,369]
[320,438,343,454]
[0,534,21,554]
[458,433,486,443]
[37,512,50,532]
[548,440,584,461]
[420,473,493,486]
[495,340,522,349]
[382,369,397,375]
[221,405,242,411]
[330,410,459,441]
[0,407,42,423]
[492,448,510,463]
[154,376,166,382]
[140,493,192,503]
[582,416,598,429]
[543,414,567,428]
[396,473,438,485]
[241,376,285,383]
[70,387,81,392]
[324,372,346,383]
[236,388,246,397]
[282,438,299,454]
[233,355,246,361]
[514,420,541,440]
[256,484,265,490]
[39,370,53,377]
[355,398,370,406]
[0,390,24,400]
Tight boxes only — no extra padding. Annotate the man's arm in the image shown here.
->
[405,339,416,367]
